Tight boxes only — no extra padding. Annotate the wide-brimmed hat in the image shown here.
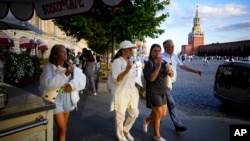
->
[119,40,137,49]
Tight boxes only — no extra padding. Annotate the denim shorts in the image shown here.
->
[54,92,74,114]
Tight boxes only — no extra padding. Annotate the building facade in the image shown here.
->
[2,12,88,59]
[198,40,250,57]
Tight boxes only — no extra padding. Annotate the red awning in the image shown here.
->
[19,36,34,48]
[37,43,48,50]
[0,31,14,47]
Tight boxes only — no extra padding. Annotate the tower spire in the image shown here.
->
[195,5,199,18]
[186,5,204,56]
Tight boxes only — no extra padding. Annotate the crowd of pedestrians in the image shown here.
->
[108,39,202,141]
[38,39,203,141]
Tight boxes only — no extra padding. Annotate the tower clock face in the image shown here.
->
[195,26,201,32]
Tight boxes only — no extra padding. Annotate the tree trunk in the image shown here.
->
[106,49,109,69]
[107,30,117,69]
[112,31,116,58]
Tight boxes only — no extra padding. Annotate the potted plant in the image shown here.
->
[3,51,36,86]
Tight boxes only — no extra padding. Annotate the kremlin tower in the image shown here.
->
[182,6,204,56]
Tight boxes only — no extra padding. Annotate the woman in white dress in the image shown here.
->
[110,40,139,141]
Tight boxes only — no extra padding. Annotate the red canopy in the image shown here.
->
[19,36,34,48]
[37,43,48,50]
[0,31,14,47]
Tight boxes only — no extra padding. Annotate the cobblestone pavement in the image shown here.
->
[22,60,250,122]
[172,59,250,121]
[20,60,250,141]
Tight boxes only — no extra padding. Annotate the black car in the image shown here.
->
[214,61,250,106]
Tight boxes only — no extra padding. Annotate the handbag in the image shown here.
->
[44,64,74,103]
[43,88,60,103]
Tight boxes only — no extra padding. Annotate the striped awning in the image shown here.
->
[0,31,14,47]
[19,36,34,48]
[37,42,48,50]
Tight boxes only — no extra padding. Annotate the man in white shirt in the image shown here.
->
[161,39,202,132]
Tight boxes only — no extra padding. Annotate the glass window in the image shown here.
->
[233,66,249,83]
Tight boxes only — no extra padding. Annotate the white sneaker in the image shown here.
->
[153,136,167,141]
[143,120,148,133]
[125,132,134,141]
[93,92,97,96]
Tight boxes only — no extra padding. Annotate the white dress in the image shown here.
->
[110,57,139,113]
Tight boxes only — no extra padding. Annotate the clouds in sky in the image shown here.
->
[217,21,250,31]
[146,1,250,53]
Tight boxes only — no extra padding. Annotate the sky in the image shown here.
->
[145,0,250,54]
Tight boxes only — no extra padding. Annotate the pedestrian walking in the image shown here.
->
[79,48,88,73]
[203,56,209,66]
[39,44,86,141]
[162,39,202,132]
[143,44,173,141]
[96,53,101,70]
[66,48,75,62]
[74,52,81,67]
[110,40,139,141]
[85,50,97,96]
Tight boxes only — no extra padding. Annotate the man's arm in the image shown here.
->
[179,64,202,76]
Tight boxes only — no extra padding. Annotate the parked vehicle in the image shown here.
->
[214,61,250,106]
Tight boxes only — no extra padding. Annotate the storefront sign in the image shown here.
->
[35,0,93,19]
[0,0,125,21]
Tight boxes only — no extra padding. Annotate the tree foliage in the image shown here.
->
[53,0,170,53]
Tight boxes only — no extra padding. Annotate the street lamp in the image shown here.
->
[30,38,42,56]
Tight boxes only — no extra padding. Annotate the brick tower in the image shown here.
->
[183,6,204,56]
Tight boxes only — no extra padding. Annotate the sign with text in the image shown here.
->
[35,0,124,19]
[230,125,250,141]
[0,0,124,20]
[35,0,94,19]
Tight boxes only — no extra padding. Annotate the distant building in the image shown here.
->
[198,40,250,57]
[181,6,250,57]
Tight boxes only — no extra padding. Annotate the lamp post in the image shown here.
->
[29,39,42,75]
[30,38,42,56]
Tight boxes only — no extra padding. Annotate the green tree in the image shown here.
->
[54,0,170,55]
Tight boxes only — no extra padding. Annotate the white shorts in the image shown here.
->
[54,92,74,114]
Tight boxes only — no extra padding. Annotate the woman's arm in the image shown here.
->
[112,58,132,84]
[144,60,161,82]
[149,63,161,82]
[39,63,68,90]
[116,60,132,82]
[67,67,86,91]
